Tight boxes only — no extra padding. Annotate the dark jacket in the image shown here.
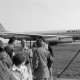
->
[48,45,54,57]
[4,44,15,59]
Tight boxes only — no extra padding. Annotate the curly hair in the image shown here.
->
[13,53,26,66]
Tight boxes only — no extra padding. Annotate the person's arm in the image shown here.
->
[47,51,54,68]
[29,49,33,58]
[48,45,54,57]
[48,50,54,62]
[32,50,39,71]
[3,52,12,69]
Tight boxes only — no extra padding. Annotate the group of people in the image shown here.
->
[0,37,54,80]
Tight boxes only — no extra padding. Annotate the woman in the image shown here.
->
[0,40,16,80]
[12,53,30,80]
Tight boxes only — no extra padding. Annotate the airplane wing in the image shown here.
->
[0,31,73,45]
[0,32,35,40]
[0,31,58,40]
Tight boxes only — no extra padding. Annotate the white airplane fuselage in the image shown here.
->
[0,23,80,45]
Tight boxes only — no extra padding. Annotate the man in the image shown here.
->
[20,39,33,80]
[20,39,33,64]
[32,39,54,80]
[4,37,16,59]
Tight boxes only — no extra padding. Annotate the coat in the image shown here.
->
[4,44,15,59]
[32,47,54,78]
[0,51,16,80]
[0,51,12,69]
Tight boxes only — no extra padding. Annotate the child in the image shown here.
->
[11,53,30,80]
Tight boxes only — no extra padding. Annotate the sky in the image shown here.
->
[0,0,80,32]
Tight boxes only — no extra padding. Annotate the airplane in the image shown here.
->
[0,23,80,46]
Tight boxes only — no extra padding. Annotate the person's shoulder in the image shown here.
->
[28,48,32,52]
[4,45,9,49]
[21,64,27,70]
[26,48,32,53]
[37,47,47,54]
[5,45,12,50]
[15,46,22,53]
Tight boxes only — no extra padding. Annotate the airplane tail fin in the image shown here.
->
[0,23,7,32]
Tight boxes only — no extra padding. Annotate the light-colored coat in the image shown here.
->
[32,47,53,78]
[0,51,16,80]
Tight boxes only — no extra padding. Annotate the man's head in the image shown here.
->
[21,39,27,47]
[8,37,16,44]
[36,39,44,47]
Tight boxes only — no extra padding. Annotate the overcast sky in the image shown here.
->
[0,0,80,32]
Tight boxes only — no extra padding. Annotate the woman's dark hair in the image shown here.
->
[8,37,16,44]
[13,53,26,66]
